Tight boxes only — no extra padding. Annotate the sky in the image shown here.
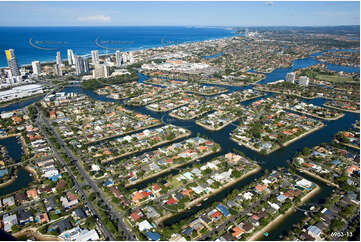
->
[0,1,359,27]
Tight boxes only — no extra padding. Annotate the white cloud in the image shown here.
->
[264,1,274,6]
[76,15,111,23]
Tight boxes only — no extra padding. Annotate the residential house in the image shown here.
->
[26,188,39,200]
[17,209,33,225]
[2,214,17,232]
[49,217,73,234]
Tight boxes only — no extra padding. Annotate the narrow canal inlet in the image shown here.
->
[0,50,358,240]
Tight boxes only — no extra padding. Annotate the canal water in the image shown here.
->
[0,136,33,196]
[0,50,359,240]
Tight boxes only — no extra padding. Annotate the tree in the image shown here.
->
[302,147,311,156]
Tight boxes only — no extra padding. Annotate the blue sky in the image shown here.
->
[0,1,359,26]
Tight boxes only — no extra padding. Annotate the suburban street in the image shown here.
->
[35,106,136,240]
[34,106,115,241]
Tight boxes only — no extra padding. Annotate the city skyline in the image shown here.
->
[0,1,359,27]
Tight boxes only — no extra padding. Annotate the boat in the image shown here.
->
[203,198,208,201]
[196,203,201,206]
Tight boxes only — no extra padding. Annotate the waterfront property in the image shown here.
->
[292,143,359,189]
[287,100,344,120]
[282,189,360,241]
[146,93,195,112]
[231,98,324,154]
[84,124,191,164]
[335,129,360,150]
[324,100,360,113]
[42,93,161,145]
[109,137,220,187]
[196,110,239,131]
[156,169,318,241]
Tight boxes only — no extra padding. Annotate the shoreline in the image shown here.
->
[200,76,265,87]
[168,109,213,121]
[155,164,261,225]
[126,147,221,188]
[146,103,188,113]
[85,122,162,145]
[24,165,39,182]
[0,169,17,188]
[13,227,62,241]
[188,90,229,96]
[254,88,316,100]
[323,103,360,114]
[248,184,321,241]
[297,168,339,188]
[338,141,360,150]
[230,137,280,155]
[286,108,345,121]
[101,131,191,163]
[282,123,325,147]
[196,117,239,131]
[231,124,324,155]
[0,133,19,139]
[0,93,45,108]
[1,32,236,70]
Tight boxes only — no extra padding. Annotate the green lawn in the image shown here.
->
[316,74,356,83]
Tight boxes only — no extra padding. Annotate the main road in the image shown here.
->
[34,107,115,240]
[35,106,136,240]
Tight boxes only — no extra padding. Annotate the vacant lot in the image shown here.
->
[316,74,356,83]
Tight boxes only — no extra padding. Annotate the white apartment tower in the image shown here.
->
[56,51,62,65]
[91,50,100,64]
[299,76,309,86]
[286,72,295,84]
[116,50,122,67]
[67,49,74,65]
[54,64,63,76]
[32,61,41,75]
[93,64,110,79]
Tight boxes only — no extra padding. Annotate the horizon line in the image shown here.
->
[0,25,359,28]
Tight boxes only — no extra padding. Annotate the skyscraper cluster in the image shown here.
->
[115,50,134,67]
[74,55,90,76]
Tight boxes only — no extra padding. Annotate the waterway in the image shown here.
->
[0,136,33,196]
[0,50,359,240]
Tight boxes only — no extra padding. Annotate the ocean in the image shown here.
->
[0,26,236,67]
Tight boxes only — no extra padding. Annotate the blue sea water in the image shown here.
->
[0,26,236,67]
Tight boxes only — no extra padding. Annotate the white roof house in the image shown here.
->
[2,214,18,232]
[138,220,153,232]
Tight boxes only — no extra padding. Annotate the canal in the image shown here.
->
[0,50,359,240]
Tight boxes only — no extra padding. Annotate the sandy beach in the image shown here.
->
[13,227,62,241]
[25,165,39,182]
